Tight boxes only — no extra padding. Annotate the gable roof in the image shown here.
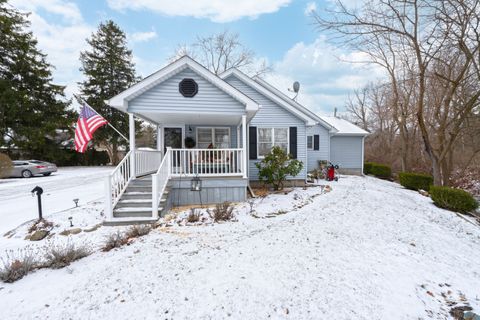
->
[252,76,335,131]
[219,68,319,126]
[320,116,369,136]
[107,56,259,114]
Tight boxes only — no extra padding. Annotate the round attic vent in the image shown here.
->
[179,78,198,97]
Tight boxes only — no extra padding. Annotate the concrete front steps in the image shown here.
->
[104,175,169,226]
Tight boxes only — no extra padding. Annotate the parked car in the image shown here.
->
[10,160,58,178]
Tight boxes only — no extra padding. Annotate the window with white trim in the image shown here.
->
[196,127,230,148]
[257,127,289,157]
[307,136,313,150]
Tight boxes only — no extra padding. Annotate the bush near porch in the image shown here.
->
[256,146,303,191]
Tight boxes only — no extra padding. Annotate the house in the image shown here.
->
[104,56,368,224]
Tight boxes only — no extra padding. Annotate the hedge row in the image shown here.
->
[398,172,433,191]
[364,162,391,178]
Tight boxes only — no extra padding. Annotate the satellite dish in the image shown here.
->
[293,81,300,93]
[288,81,300,101]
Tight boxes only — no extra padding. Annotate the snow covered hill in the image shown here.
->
[0,175,479,319]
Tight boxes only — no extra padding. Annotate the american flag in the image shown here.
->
[74,104,108,153]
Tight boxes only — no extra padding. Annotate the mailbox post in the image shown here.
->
[31,186,43,220]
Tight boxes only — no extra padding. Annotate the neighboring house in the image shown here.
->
[104,56,368,224]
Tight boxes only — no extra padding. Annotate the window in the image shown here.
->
[257,128,289,157]
[196,127,230,148]
[307,136,313,150]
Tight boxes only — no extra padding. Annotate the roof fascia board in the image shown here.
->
[252,76,335,131]
[220,69,317,125]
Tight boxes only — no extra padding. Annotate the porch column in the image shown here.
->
[241,115,247,178]
[156,124,162,151]
[129,113,136,178]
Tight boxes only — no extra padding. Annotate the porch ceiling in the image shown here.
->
[140,111,245,126]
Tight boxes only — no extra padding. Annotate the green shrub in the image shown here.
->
[255,146,304,190]
[370,163,391,178]
[430,186,478,213]
[364,162,373,175]
[399,172,433,191]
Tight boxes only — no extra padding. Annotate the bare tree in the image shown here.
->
[170,30,271,76]
[313,0,480,185]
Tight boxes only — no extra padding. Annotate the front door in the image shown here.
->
[163,127,183,152]
[164,127,183,169]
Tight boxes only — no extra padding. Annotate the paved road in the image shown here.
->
[0,166,112,234]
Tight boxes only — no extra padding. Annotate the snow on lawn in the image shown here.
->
[0,166,112,235]
[1,175,479,319]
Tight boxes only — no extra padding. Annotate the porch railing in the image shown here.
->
[135,149,162,176]
[169,148,244,176]
[152,148,172,218]
[105,150,133,218]
[106,149,162,219]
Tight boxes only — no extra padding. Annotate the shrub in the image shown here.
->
[0,249,37,283]
[399,172,433,191]
[364,162,373,175]
[0,153,13,179]
[102,231,128,252]
[370,163,391,178]
[43,241,91,269]
[126,224,151,238]
[255,146,304,190]
[187,208,201,223]
[208,202,234,222]
[430,186,478,213]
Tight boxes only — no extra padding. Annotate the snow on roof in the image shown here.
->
[320,116,369,136]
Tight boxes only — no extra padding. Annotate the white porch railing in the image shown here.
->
[105,150,133,218]
[169,148,244,176]
[152,148,172,218]
[135,149,162,176]
[106,149,162,219]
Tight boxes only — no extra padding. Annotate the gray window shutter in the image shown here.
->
[289,127,297,159]
[314,135,319,151]
[249,127,257,160]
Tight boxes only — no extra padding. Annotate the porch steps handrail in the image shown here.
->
[152,148,172,218]
[105,150,133,219]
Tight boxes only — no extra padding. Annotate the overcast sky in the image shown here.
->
[10,0,384,115]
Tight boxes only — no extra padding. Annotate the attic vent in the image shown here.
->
[179,78,198,97]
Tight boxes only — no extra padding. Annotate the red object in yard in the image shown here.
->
[326,162,339,181]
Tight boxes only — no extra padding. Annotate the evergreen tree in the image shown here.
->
[0,0,74,157]
[79,20,138,164]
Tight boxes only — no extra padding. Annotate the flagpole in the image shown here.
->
[74,94,129,143]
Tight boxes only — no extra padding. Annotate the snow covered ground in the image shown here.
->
[0,166,112,235]
[1,175,479,319]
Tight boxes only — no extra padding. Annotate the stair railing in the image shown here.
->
[105,150,133,219]
[152,148,172,218]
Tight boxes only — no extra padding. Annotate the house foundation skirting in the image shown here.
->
[168,177,248,207]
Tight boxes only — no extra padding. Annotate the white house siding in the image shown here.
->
[224,75,307,180]
[330,136,363,173]
[306,124,330,171]
[128,67,245,114]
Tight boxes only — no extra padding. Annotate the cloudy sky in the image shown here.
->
[10,0,384,115]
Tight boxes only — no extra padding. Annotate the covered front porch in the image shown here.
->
[103,56,259,223]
